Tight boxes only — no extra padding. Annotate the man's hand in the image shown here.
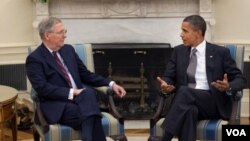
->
[211,73,230,92]
[112,83,126,98]
[73,88,85,96]
[157,76,175,94]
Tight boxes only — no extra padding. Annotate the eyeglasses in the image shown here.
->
[49,29,67,35]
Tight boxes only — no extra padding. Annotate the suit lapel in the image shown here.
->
[41,45,68,81]
[205,42,215,84]
[183,46,191,84]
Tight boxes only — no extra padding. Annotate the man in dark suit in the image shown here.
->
[26,17,126,141]
[157,15,247,141]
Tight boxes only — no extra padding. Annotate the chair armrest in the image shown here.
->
[94,86,109,94]
[150,91,173,128]
[30,89,49,133]
[229,91,243,125]
[150,95,165,128]
[152,96,165,121]
[94,86,123,120]
[150,90,175,129]
[107,93,123,119]
[36,102,49,133]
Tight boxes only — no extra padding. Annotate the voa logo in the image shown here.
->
[226,129,246,136]
[222,125,249,141]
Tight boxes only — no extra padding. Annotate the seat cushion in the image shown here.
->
[150,118,165,137]
[101,112,124,136]
[150,118,228,141]
[35,112,124,141]
[196,119,228,141]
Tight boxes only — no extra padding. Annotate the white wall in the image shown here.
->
[213,0,250,61]
[213,0,250,44]
[0,0,35,64]
[0,0,35,44]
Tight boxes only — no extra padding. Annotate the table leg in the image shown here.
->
[0,127,4,141]
[11,114,17,141]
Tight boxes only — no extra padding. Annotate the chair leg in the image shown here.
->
[109,134,128,141]
[33,127,40,141]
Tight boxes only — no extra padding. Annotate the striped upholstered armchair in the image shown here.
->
[148,45,245,141]
[29,44,127,141]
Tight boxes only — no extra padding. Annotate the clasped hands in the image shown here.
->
[157,73,230,94]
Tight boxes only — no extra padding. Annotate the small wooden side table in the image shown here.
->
[0,85,18,141]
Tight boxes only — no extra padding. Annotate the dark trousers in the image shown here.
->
[60,88,106,141]
[161,86,219,141]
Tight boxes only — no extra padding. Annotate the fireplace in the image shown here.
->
[92,43,172,119]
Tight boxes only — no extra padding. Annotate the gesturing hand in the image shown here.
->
[211,73,230,92]
[157,76,175,94]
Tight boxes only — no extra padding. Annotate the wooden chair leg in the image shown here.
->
[33,127,40,141]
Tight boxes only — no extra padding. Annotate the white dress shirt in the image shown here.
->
[192,40,209,90]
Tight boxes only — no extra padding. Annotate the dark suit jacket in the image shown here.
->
[163,42,246,119]
[26,43,110,123]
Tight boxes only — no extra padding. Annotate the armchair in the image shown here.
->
[28,43,127,141]
[148,45,245,141]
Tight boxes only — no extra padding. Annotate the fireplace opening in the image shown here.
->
[92,43,173,119]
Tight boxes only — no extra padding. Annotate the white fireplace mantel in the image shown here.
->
[34,0,213,19]
[33,0,214,46]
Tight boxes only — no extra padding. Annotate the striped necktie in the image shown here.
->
[53,51,72,88]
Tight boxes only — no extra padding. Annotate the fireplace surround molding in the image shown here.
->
[33,0,214,20]
[32,0,214,46]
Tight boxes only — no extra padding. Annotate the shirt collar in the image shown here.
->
[192,40,206,53]
[46,47,54,54]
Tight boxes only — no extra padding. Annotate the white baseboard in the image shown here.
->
[125,120,149,129]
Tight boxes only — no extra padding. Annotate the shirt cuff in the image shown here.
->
[109,81,115,89]
[68,88,74,100]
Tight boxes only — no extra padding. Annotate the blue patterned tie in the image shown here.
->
[187,48,197,88]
